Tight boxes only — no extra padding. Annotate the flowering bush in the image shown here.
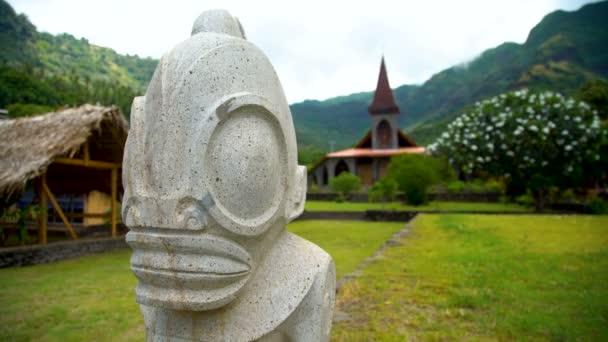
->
[428,89,606,210]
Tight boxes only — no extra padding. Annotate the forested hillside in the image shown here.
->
[0,0,157,117]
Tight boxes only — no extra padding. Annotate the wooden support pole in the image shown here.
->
[36,174,48,245]
[42,182,78,240]
[83,140,90,166]
[111,167,118,238]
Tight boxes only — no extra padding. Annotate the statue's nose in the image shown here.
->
[123,197,208,231]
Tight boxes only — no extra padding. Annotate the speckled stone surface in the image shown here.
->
[122,9,335,341]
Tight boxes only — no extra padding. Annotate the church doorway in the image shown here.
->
[335,160,349,176]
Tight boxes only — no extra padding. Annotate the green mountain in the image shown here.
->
[0,0,157,117]
[2,0,607,161]
[292,0,608,151]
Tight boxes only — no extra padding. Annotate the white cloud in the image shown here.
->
[8,0,593,103]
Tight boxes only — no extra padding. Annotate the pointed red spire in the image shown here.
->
[368,57,400,115]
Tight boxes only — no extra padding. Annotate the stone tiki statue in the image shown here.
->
[122,9,335,342]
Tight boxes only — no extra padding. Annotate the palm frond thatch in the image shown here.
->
[0,105,128,196]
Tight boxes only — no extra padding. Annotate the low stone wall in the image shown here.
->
[296,210,418,222]
[0,237,128,268]
[306,193,370,202]
[364,210,418,222]
[297,211,366,221]
[306,192,503,203]
[428,192,502,202]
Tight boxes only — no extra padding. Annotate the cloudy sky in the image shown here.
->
[8,0,595,103]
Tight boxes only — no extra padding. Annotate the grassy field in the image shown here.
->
[305,200,531,212]
[0,220,404,341]
[333,214,608,341]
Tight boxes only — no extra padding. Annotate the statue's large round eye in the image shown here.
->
[206,106,286,231]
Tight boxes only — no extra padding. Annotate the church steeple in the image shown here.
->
[368,57,400,115]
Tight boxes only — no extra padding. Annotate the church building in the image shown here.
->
[309,58,425,188]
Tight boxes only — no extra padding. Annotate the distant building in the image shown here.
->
[309,58,425,189]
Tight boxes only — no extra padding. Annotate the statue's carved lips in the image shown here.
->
[126,229,252,285]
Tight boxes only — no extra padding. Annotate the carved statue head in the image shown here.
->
[123,9,306,311]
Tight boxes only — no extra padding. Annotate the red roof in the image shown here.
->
[326,147,425,158]
[368,57,400,115]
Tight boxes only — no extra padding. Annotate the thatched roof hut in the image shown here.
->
[0,105,128,243]
[0,105,127,196]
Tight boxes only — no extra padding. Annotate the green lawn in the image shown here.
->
[0,220,404,341]
[289,220,404,279]
[305,200,531,212]
[333,214,608,341]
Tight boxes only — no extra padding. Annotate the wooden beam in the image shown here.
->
[54,158,120,169]
[42,182,78,240]
[83,140,90,166]
[36,174,48,244]
[66,213,109,219]
[111,167,118,238]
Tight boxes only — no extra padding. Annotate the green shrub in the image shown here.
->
[388,154,442,206]
[329,172,361,201]
[309,183,319,194]
[447,180,466,194]
[484,180,504,193]
[470,180,486,193]
[588,198,608,214]
[516,192,534,208]
[7,103,54,118]
[369,178,398,204]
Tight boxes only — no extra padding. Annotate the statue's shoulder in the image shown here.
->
[259,232,336,341]
[281,231,334,272]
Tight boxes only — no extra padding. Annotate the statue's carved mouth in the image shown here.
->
[126,228,253,310]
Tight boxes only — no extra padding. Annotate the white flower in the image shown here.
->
[565,145,573,151]
[529,125,538,132]
[487,143,494,150]
[542,127,550,134]
[507,151,514,157]
[471,145,478,151]
[477,156,484,163]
